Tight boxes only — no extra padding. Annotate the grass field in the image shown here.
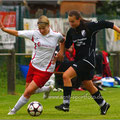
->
[0,84,120,119]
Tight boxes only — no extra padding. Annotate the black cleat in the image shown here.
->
[55,103,69,112]
[100,103,110,115]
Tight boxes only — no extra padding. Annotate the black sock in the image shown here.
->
[63,87,72,105]
[92,90,106,107]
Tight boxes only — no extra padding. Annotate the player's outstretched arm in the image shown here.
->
[0,21,18,36]
[57,38,65,61]
[53,38,65,64]
[113,25,120,33]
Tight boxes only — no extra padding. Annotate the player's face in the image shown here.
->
[68,16,80,28]
[38,25,49,35]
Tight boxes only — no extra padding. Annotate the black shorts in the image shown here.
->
[71,60,95,81]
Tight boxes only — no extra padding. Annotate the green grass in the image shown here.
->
[0,85,120,119]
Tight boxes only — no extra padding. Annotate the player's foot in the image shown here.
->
[43,85,53,99]
[100,103,110,115]
[8,109,16,115]
[57,88,63,92]
[53,88,58,92]
[55,103,69,112]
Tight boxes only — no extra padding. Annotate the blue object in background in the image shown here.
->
[114,77,120,85]
[101,77,114,87]
[19,65,29,79]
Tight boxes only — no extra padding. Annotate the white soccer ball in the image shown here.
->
[27,101,43,116]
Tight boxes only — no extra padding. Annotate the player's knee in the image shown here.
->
[84,86,91,91]
[24,90,32,98]
[63,73,69,82]
[82,81,91,90]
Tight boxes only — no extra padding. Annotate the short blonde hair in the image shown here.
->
[37,15,49,28]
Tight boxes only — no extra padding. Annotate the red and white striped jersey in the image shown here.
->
[18,28,63,72]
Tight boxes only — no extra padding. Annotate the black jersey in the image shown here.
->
[65,20,114,68]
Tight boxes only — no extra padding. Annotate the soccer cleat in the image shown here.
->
[8,109,16,115]
[53,88,58,92]
[43,85,53,99]
[100,103,110,115]
[57,88,63,92]
[55,103,69,112]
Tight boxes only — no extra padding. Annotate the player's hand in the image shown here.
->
[57,51,64,61]
[0,21,4,30]
[52,52,64,64]
[52,54,58,64]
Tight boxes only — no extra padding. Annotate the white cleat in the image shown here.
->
[43,85,53,99]
[8,110,16,115]
[53,88,58,92]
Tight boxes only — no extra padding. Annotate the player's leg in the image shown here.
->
[8,80,38,115]
[25,82,52,97]
[25,82,30,88]
[26,82,52,97]
[55,66,77,111]
[24,80,39,98]
[25,68,53,97]
[34,85,52,94]
[34,85,53,99]
[43,74,55,98]
[34,74,54,99]
[82,80,110,115]
[27,63,53,98]
[82,80,98,94]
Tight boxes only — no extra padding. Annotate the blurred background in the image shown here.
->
[0,0,120,94]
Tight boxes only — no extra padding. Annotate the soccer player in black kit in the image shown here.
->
[55,10,120,115]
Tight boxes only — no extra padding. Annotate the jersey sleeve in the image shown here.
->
[58,32,64,43]
[18,30,34,40]
[89,20,114,33]
[65,29,73,49]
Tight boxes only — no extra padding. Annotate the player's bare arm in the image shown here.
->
[53,37,65,64]
[0,21,18,36]
[57,37,65,61]
[113,25,120,33]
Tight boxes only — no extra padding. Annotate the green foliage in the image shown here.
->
[0,56,7,95]
[96,1,120,17]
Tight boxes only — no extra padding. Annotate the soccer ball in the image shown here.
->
[27,101,43,116]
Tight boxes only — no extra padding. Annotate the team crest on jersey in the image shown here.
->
[81,30,86,37]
